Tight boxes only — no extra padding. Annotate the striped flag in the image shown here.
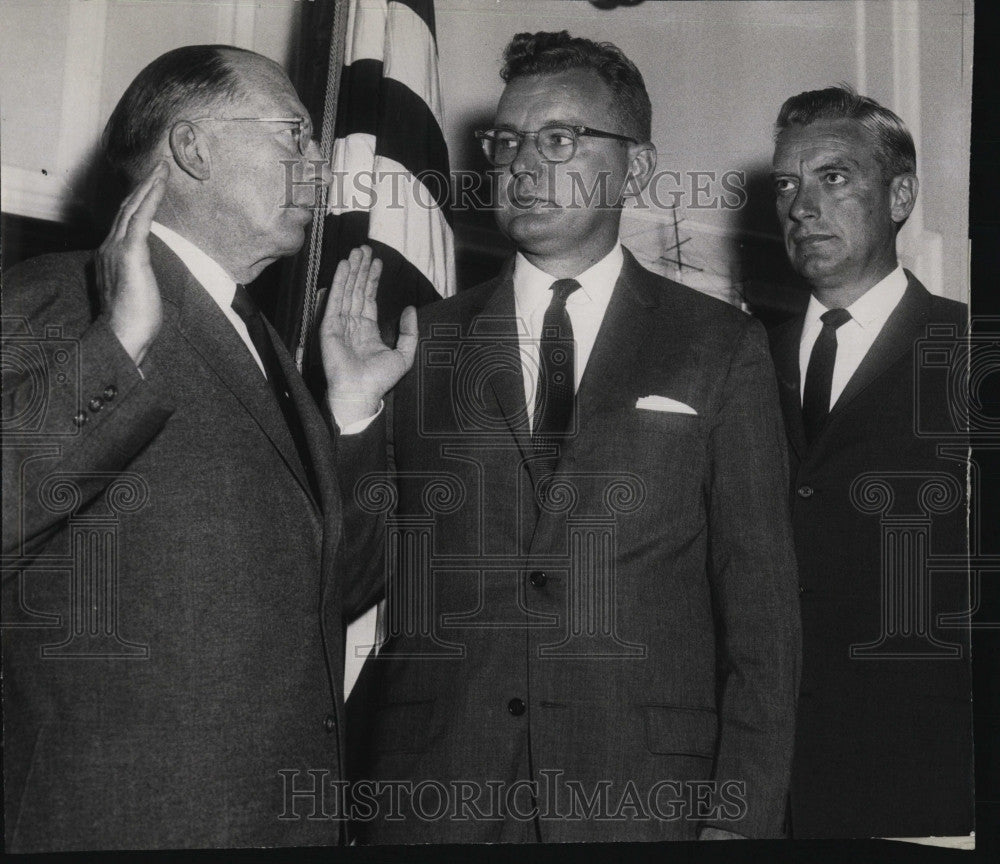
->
[292,0,455,700]
[298,0,455,364]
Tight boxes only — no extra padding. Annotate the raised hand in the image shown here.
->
[319,245,417,427]
[96,161,169,365]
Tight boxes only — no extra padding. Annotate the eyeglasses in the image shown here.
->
[474,124,637,167]
[185,116,314,155]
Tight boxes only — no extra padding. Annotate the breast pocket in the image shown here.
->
[628,409,703,445]
[582,409,706,484]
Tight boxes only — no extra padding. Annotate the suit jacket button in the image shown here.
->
[88,396,103,412]
[73,411,88,427]
[507,698,526,717]
[529,570,547,588]
[323,714,337,734]
[102,385,117,400]
[797,485,814,498]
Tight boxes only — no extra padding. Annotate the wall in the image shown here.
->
[1,0,301,225]
[0,0,973,303]
[434,0,973,304]
[0,0,976,709]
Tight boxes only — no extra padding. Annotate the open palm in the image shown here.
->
[319,245,417,422]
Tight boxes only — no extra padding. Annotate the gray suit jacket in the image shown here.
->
[2,237,380,851]
[350,248,801,842]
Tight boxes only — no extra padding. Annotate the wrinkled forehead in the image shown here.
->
[225,52,308,117]
[494,69,615,128]
[772,118,879,171]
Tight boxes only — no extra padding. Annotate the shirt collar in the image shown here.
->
[513,243,624,314]
[150,221,238,307]
[803,264,908,331]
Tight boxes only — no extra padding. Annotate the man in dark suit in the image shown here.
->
[2,45,414,851]
[768,86,973,838]
[341,31,800,843]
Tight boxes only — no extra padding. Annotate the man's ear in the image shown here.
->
[623,141,657,199]
[889,173,918,224]
[168,121,211,181]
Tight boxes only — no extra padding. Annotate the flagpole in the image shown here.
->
[296,0,353,371]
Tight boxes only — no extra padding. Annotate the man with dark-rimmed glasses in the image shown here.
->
[345,30,800,844]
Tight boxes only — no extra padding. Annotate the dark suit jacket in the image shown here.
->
[350,248,801,843]
[769,272,974,838]
[2,237,381,852]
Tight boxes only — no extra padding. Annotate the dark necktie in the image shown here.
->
[532,278,581,474]
[802,307,852,444]
[231,284,320,503]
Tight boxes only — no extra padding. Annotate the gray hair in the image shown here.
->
[103,44,258,183]
[775,84,916,178]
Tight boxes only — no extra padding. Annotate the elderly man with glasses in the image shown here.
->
[2,45,414,852]
[342,30,800,844]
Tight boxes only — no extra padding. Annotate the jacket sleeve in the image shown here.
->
[333,392,392,622]
[2,254,175,560]
[701,314,801,838]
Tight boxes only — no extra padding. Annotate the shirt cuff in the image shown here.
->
[337,399,384,435]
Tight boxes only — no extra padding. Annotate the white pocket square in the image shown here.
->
[635,395,698,415]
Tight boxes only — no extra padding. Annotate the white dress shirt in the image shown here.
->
[149,221,380,434]
[150,221,267,376]
[798,265,908,410]
[513,244,623,430]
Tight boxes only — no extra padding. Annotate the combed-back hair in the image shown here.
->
[775,84,916,178]
[500,31,652,143]
[103,44,256,183]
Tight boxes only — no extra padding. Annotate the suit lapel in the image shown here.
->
[266,313,328,512]
[770,316,807,460]
[473,264,543,488]
[150,236,317,509]
[573,249,659,434]
[826,273,932,426]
